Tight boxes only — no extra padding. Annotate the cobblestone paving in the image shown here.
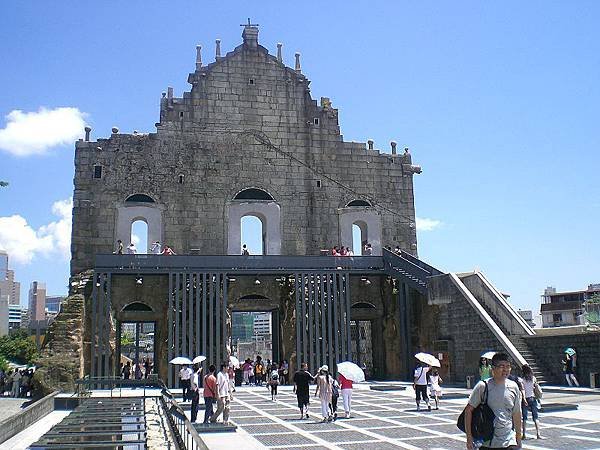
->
[227,387,600,449]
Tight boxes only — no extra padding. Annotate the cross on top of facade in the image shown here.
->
[241,18,259,28]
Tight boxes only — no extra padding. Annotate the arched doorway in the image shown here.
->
[131,219,148,253]
[241,215,264,255]
[117,302,156,379]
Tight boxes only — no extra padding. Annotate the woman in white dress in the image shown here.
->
[314,365,333,422]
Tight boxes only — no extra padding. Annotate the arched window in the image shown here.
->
[122,302,154,312]
[131,219,148,253]
[126,194,155,203]
[241,215,264,255]
[351,302,377,309]
[234,188,274,201]
[347,199,371,207]
[352,220,368,256]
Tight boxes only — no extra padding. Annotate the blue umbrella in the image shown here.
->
[564,347,576,356]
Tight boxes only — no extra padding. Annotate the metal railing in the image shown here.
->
[95,253,384,273]
[75,375,163,397]
[160,389,208,450]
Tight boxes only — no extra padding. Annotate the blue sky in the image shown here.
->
[1,2,599,320]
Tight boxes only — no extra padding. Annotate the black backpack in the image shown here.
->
[457,381,495,442]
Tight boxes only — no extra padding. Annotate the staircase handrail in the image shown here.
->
[382,250,434,283]
[460,271,535,336]
[395,250,444,276]
[449,273,527,367]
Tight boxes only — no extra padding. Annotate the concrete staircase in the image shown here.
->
[509,335,546,384]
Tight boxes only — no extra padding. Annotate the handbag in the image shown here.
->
[457,380,495,442]
[533,381,543,400]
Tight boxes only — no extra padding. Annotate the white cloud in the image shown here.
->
[416,217,442,232]
[0,107,87,156]
[0,198,72,264]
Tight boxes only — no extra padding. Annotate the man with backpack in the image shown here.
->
[464,352,522,450]
[202,365,217,424]
[413,362,431,411]
[268,363,280,401]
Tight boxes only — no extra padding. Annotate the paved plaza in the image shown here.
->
[197,385,600,450]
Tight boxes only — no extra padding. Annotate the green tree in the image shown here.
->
[0,329,39,364]
[0,355,8,372]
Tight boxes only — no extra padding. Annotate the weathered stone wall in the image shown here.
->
[423,275,509,382]
[71,27,418,274]
[33,271,90,395]
[524,331,600,386]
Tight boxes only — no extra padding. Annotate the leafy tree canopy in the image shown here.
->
[0,329,38,365]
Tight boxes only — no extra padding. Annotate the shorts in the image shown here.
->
[522,396,539,421]
[415,384,428,402]
[297,391,310,408]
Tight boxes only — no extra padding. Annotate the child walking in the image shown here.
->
[268,366,280,401]
[429,368,443,410]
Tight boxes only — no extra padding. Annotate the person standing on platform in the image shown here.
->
[202,365,217,424]
[210,364,231,425]
[179,364,193,401]
[293,362,314,419]
[189,366,201,422]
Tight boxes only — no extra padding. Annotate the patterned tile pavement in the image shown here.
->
[211,385,600,449]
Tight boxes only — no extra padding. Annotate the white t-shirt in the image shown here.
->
[179,367,193,380]
[216,371,230,398]
[521,376,536,398]
[414,366,430,385]
[468,378,521,448]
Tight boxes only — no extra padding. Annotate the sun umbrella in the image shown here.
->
[564,347,576,356]
[192,355,206,364]
[169,356,193,365]
[229,355,240,368]
[336,361,365,382]
[414,352,441,368]
[481,351,496,360]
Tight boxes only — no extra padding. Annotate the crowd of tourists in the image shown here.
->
[120,358,153,380]
[241,356,289,387]
[0,368,35,398]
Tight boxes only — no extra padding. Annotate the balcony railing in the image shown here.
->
[95,254,384,273]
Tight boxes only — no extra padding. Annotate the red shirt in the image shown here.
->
[203,374,217,398]
[339,373,353,389]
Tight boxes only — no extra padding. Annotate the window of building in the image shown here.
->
[316,180,322,188]
[347,199,371,207]
[248,78,255,85]
[131,220,148,253]
[234,188,274,201]
[313,118,319,125]
[241,215,264,255]
[125,194,155,203]
[93,165,102,179]
[178,174,184,184]
[553,313,562,324]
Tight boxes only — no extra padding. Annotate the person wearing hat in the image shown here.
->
[315,365,334,422]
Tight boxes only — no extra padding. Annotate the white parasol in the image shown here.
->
[414,352,441,368]
[229,355,240,368]
[169,356,193,365]
[336,361,365,382]
[481,351,496,360]
[192,355,207,364]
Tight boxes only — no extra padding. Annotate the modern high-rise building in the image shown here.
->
[9,304,22,331]
[0,251,20,306]
[46,295,66,314]
[0,295,8,337]
[28,281,47,324]
[0,250,7,280]
[253,313,272,336]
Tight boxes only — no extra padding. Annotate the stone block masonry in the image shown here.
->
[71,25,419,273]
